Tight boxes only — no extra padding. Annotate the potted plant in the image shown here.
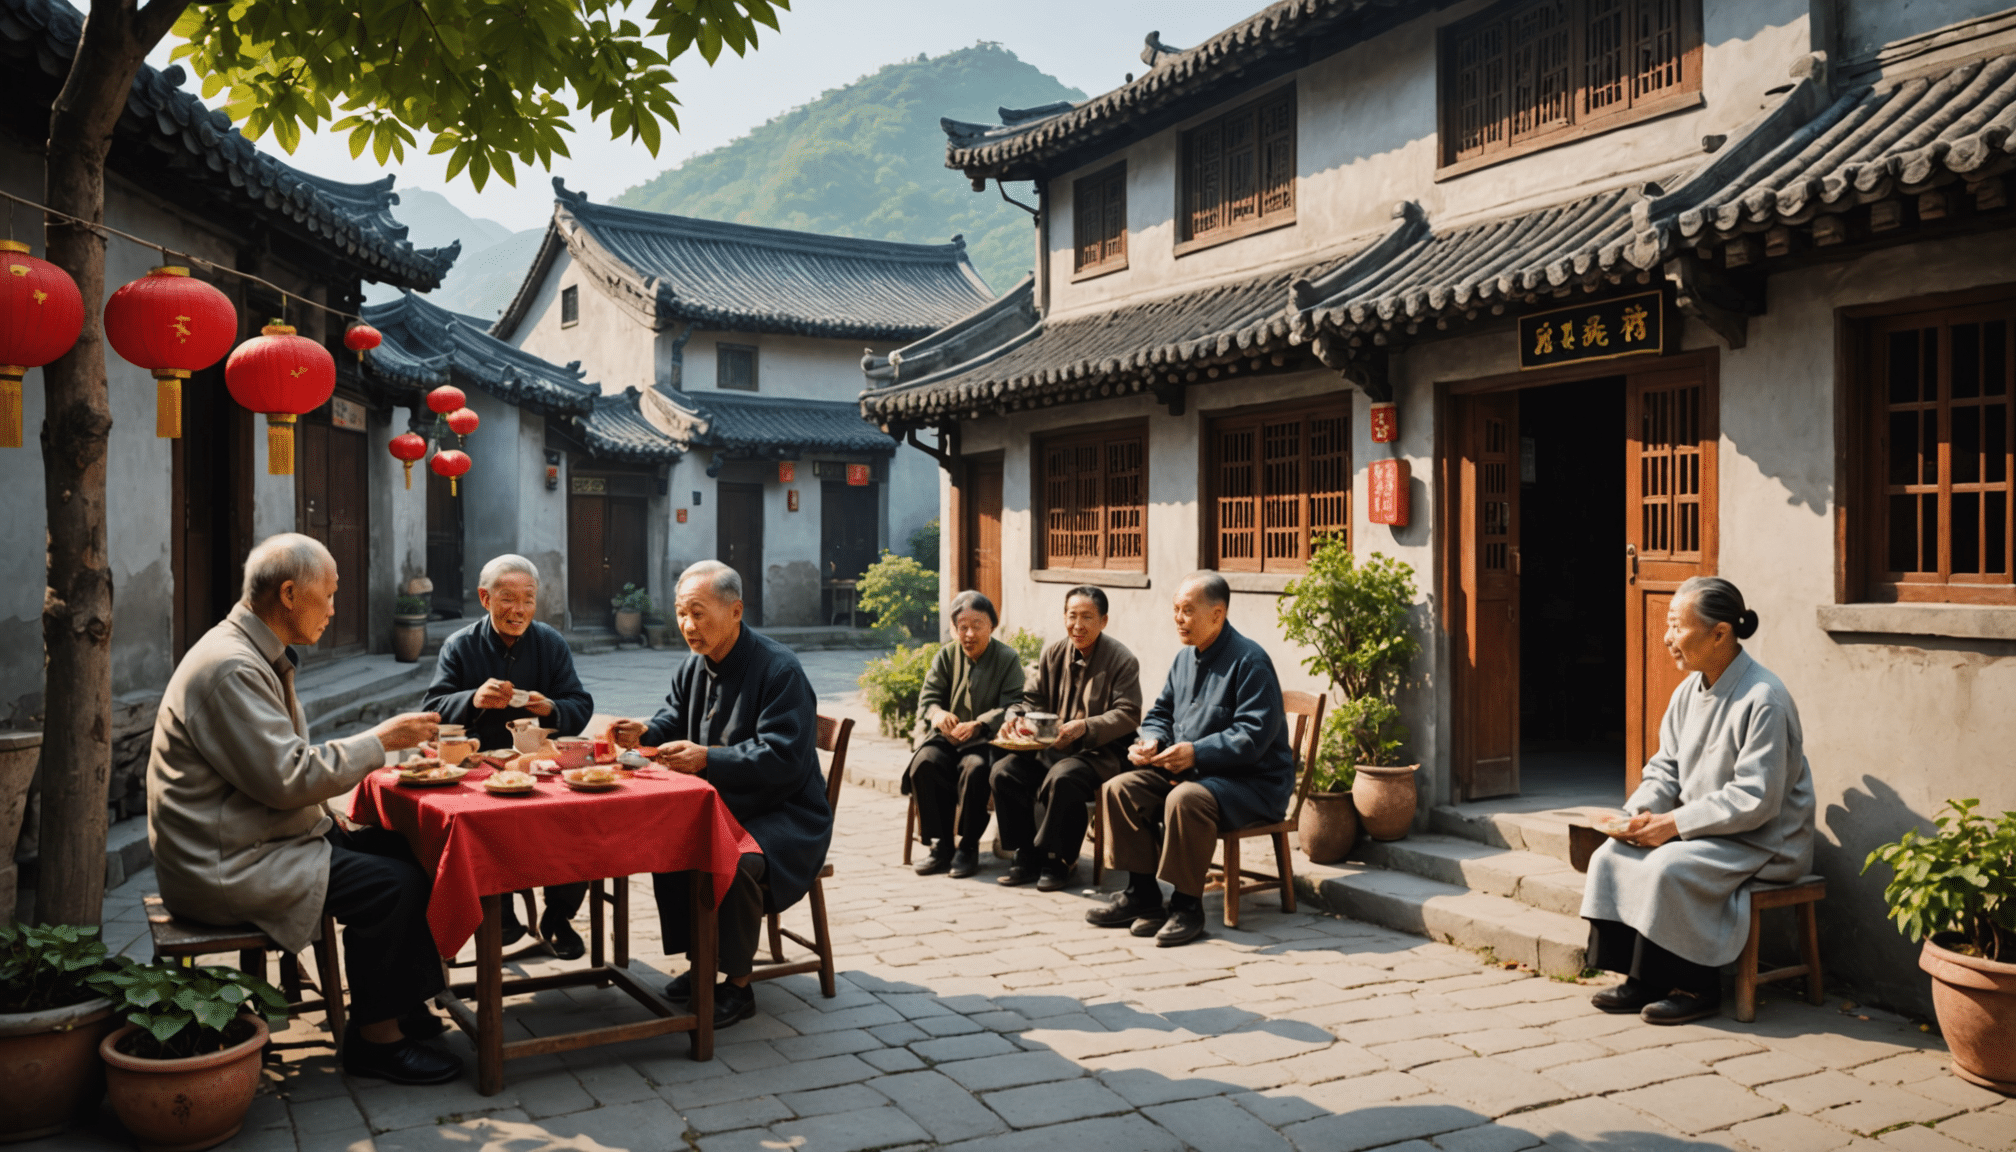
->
[1864,799,2016,1095]
[88,959,288,1152]
[0,730,39,922]
[1,922,123,1143]
[1297,710,1360,864]
[611,584,651,641]
[1279,542,1421,842]
[642,610,672,649]
[392,593,430,663]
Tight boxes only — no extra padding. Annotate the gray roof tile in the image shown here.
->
[650,387,896,458]
[580,388,683,463]
[363,292,598,416]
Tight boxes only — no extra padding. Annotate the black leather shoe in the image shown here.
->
[1035,861,1078,893]
[914,846,953,876]
[541,913,586,961]
[712,981,758,1030]
[1591,980,1659,1014]
[948,848,981,879]
[1087,891,1164,929]
[1641,990,1721,1025]
[664,971,693,1004]
[398,1006,447,1041]
[998,851,1041,886]
[342,1032,462,1085]
[1155,904,1206,947]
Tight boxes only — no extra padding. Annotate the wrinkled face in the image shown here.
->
[280,564,339,647]
[1172,582,1226,648]
[479,571,538,638]
[952,609,994,660]
[676,577,742,658]
[1663,595,1730,672]
[1064,595,1107,651]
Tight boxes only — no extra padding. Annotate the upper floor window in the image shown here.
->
[1178,86,1295,253]
[1039,424,1147,572]
[1073,163,1127,278]
[1440,0,1701,175]
[1208,396,1351,573]
[717,343,758,392]
[560,285,579,327]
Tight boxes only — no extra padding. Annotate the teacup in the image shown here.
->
[551,737,594,770]
[1023,712,1062,743]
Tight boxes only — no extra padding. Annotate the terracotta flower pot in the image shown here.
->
[1298,791,1359,864]
[1921,934,2016,1095]
[1353,764,1420,841]
[0,996,114,1143]
[100,1017,268,1152]
[0,730,38,922]
[391,615,428,664]
[613,609,643,640]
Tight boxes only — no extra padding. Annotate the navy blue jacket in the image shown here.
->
[1139,622,1294,831]
[423,617,594,750]
[642,626,832,913]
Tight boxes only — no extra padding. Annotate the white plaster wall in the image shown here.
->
[508,248,657,394]
[683,329,897,402]
[1838,0,2015,61]
[367,403,430,653]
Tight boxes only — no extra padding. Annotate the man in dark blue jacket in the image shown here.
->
[1087,571,1292,947]
[609,560,832,1030]
[423,554,595,956]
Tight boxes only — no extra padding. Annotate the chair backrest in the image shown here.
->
[1281,690,1327,823]
[815,714,854,812]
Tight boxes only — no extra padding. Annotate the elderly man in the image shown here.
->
[609,561,832,1030]
[1086,572,1293,947]
[424,554,594,957]
[149,534,458,1084]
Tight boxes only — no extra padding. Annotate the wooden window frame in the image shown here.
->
[1036,421,1150,573]
[1072,162,1128,281]
[716,342,759,392]
[1203,394,1352,574]
[1842,286,2016,606]
[560,284,579,328]
[1436,0,1703,180]
[1174,84,1297,257]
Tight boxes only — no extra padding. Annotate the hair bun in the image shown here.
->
[1736,609,1760,640]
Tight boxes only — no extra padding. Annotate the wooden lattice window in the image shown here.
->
[1861,303,2015,603]
[1179,86,1295,251]
[1210,397,1350,573]
[1637,384,1704,560]
[1479,414,1514,573]
[1041,425,1148,571]
[1074,163,1127,276]
[717,343,758,392]
[1441,0,1700,172]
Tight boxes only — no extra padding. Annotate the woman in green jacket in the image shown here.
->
[905,590,1024,878]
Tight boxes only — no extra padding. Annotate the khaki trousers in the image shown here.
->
[1101,768,1220,898]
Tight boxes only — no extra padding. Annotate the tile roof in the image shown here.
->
[493,180,996,343]
[647,387,897,459]
[579,388,683,463]
[362,292,598,416]
[0,0,458,290]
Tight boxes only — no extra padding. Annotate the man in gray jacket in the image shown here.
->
[148,534,456,1084]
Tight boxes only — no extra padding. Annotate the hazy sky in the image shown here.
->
[149,0,1260,233]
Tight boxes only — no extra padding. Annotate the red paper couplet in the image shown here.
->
[1369,458,1410,526]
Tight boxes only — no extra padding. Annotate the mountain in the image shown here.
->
[361,190,539,318]
[392,189,516,251]
[615,42,1084,299]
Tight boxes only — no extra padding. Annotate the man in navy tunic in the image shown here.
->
[1087,571,1293,946]
[609,560,832,1030]
[423,554,595,956]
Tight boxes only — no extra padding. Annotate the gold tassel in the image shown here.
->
[267,413,296,475]
[0,372,21,449]
[450,476,458,497]
[402,461,413,490]
[155,371,187,438]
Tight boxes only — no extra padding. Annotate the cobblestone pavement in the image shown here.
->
[48,648,2016,1152]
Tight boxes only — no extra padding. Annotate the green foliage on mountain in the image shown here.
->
[614,43,1082,298]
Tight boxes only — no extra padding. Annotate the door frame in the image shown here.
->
[951,450,1004,601]
[1438,347,1720,802]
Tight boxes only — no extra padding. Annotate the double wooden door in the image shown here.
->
[296,415,368,653]
[568,492,648,627]
[717,483,764,626]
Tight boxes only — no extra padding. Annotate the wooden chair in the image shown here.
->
[1204,691,1326,929]
[144,894,346,1050]
[1734,875,1826,1022]
[748,714,852,998]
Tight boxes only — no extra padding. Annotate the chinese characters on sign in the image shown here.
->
[1369,458,1410,526]
[846,463,870,487]
[778,461,796,483]
[1517,290,1666,370]
[1370,401,1398,444]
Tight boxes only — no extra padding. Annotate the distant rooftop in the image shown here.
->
[363,292,597,416]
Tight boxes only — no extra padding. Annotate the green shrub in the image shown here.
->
[394,594,430,616]
[859,641,941,741]
[0,922,123,1013]
[1003,626,1044,665]
[611,583,653,614]
[88,959,289,1060]
[1864,798,2016,962]
[908,517,941,567]
[1278,540,1419,767]
[857,552,938,641]
[1309,709,1362,793]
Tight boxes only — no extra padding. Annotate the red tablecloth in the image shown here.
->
[350,766,759,958]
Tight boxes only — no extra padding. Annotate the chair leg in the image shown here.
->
[239,949,267,982]
[590,878,607,972]
[767,911,785,964]
[1273,832,1296,914]
[1221,837,1242,929]
[1735,904,1763,1023]
[809,878,836,999]
[279,952,304,1003]
[1090,801,1104,886]
[903,794,917,864]
[1799,901,1825,1006]
[314,916,345,1052]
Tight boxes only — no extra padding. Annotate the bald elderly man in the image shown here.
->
[148,534,458,1085]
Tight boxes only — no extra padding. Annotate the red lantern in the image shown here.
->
[343,322,382,362]
[426,385,465,414]
[0,239,84,448]
[446,407,479,437]
[430,447,471,496]
[1369,458,1410,526]
[389,431,428,490]
[225,322,336,475]
[103,264,235,439]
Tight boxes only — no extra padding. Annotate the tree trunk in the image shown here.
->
[35,0,185,927]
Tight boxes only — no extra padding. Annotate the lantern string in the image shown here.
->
[0,188,368,326]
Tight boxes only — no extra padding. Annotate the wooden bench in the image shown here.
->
[144,895,345,1049]
[1735,875,1826,1022]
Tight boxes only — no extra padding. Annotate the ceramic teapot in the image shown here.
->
[507,717,559,758]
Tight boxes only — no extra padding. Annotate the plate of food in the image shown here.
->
[991,714,1058,752]
[477,748,521,769]
[562,766,623,792]
[483,768,538,795]
[395,759,468,786]
[523,757,562,777]
[1594,815,1637,838]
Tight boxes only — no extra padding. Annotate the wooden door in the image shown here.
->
[717,483,765,626]
[295,418,368,653]
[426,465,464,617]
[568,493,609,625]
[608,496,649,606]
[1624,366,1717,793]
[172,370,247,658]
[1456,394,1521,800]
[963,458,1003,606]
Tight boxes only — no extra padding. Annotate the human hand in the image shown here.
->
[1624,811,1680,848]
[934,711,960,738]
[949,720,982,744]
[1127,737,1161,766]
[373,712,441,752]
[522,692,552,718]
[654,740,708,774]
[1148,742,1196,772]
[1053,719,1087,750]
[607,719,646,748]
[473,679,515,709]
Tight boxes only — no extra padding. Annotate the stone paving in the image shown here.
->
[40,647,2016,1152]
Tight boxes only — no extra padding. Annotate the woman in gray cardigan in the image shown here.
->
[905,590,1024,878]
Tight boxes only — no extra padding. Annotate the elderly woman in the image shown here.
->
[904,590,1024,879]
[1581,577,1815,1025]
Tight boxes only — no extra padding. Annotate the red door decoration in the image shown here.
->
[426,385,466,414]
[778,461,795,483]
[1368,457,1410,526]
[343,322,382,362]
[446,407,479,438]
[430,447,471,496]
[0,239,84,448]
[224,322,336,475]
[1370,401,1399,444]
[846,463,870,486]
[103,265,236,439]
[388,431,428,489]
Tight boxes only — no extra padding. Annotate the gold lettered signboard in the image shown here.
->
[1518,289,1668,370]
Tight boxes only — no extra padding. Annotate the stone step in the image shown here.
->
[1353,834,1589,918]
[1309,864,1589,977]
[296,654,431,726]
[1429,800,1623,868]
